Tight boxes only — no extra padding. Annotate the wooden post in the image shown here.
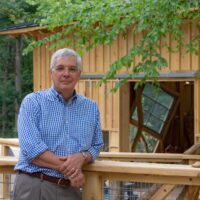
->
[83,172,103,200]
[1,145,10,200]
[194,78,200,143]
[119,83,130,152]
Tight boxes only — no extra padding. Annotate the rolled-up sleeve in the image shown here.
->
[87,104,104,161]
[18,94,48,163]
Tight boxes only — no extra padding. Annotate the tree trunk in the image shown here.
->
[14,36,23,132]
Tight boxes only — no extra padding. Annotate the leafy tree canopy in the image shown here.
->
[25,0,200,90]
[0,0,37,26]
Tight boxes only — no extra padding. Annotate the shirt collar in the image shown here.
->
[49,86,77,103]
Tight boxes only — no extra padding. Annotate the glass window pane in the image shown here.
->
[146,115,164,134]
[157,91,174,108]
[142,96,154,113]
[152,104,169,121]
[131,108,138,121]
[143,84,158,100]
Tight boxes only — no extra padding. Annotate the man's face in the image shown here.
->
[51,56,81,94]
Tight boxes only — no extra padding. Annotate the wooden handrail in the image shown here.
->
[99,152,200,163]
[0,138,19,147]
[1,156,200,199]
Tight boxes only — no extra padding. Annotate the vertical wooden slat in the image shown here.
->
[41,45,46,89]
[119,83,130,152]
[191,22,199,71]
[96,45,104,73]
[33,41,41,91]
[118,32,127,73]
[89,48,96,73]
[99,84,106,129]
[112,81,119,129]
[127,26,134,70]
[134,31,143,66]
[110,38,118,66]
[170,34,180,72]
[45,42,51,88]
[105,81,113,130]
[82,50,90,74]
[103,44,110,73]
[160,34,170,72]
[92,81,99,104]
[180,21,191,71]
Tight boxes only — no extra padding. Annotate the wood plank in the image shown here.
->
[180,21,191,71]
[103,44,110,72]
[127,26,134,70]
[83,160,200,179]
[95,45,104,73]
[83,172,103,200]
[0,138,19,147]
[183,186,200,200]
[118,32,127,73]
[149,184,175,200]
[82,50,90,74]
[194,78,200,143]
[119,83,130,152]
[191,22,199,70]
[105,81,113,129]
[99,152,200,163]
[45,42,51,88]
[110,38,118,67]
[41,45,46,89]
[89,47,96,73]
[98,84,106,129]
[170,34,180,72]
[112,81,119,129]
[33,43,41,91]
[160,34,170,72]
[0,27,46,36]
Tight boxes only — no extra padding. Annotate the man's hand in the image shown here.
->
[69,171,85,188]
[59,153,85,177]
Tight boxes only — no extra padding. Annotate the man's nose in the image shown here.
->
[62,68,70,75]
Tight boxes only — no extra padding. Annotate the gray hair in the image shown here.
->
[50,48,82,70]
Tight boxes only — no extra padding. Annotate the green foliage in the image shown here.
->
[0,36,33,138]
[0,0,37,24]
[24,0,199,90]
[0,0,35,137]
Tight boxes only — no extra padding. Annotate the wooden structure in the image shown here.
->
[1,139,200,199]
[0,20,199,154]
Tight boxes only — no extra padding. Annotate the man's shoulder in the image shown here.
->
[22,89,51,103]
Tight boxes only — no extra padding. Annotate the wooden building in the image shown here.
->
[0,20,199,154]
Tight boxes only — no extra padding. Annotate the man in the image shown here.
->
[12,48,104,200]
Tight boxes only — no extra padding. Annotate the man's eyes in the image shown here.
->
[55,66,78,72]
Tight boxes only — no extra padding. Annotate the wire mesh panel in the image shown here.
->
[0,174,15,200]
[104,180,161,200]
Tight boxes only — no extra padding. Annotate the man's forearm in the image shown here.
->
[32,150,64,171]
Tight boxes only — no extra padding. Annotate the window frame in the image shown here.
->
[130,83,180,139]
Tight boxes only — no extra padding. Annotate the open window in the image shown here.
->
[129,82,180,152]
[130,83,179,139]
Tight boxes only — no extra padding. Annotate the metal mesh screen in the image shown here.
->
[0,174,15,200]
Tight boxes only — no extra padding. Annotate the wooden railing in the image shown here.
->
[1,138,200,200]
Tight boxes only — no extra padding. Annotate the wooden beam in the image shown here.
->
[119,83,130,152]
[0,138,19,147]
[149,184,175,200]
[0,26,46,36]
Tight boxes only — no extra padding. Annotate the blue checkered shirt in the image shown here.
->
[15,87,104,178]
